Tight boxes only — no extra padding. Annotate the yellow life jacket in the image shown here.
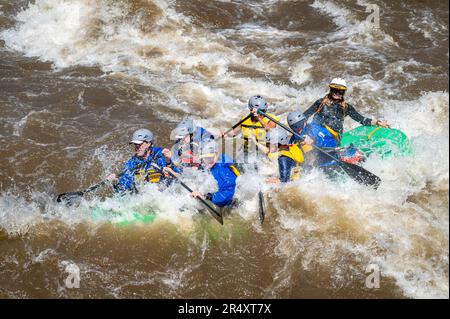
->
[135,168,162,184]
[268,144,304,181]
[240,113,279,141]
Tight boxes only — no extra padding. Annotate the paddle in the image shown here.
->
[258,190,265,225]
[56,181,109,207]
[151,163,224,225]
[56,160,152,206]
[257,110,381,188]
[220,113,252,139]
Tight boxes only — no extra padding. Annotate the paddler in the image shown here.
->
[222,95,279,162]
[252,128,304,184]
[303,78,390,144]
[287,110,363,176]
[164,140,240,207]
[287,110,340,174]
[163,118,214,169]
[107,129,177,193]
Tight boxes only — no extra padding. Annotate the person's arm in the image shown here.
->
[163,166,181,178]
[206,169,236,207]
[115,158,138,191]
[370,118,390,128]
[303,99,322,119]
[346,103,372,126]
[303,124,336,149]
[155,151,182,177]
[346,103,391,128]
[227,126,241,137]
[249,135,269,155]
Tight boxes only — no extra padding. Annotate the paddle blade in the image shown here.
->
[258,191,265,225]
[340,162,381,189]
[203,199,223,225]
[56,191,84,207]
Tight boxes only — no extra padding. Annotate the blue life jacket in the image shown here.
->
[206,154,239,207]
[289,122,338,167]
[116,147,174,192]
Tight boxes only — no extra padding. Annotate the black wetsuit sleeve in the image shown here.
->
[346,103,372,126]
[303,99,322,119]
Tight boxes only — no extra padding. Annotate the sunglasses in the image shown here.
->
[330,88,345,96]
[200,155,216,163]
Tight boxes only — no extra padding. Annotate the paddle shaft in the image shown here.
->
[221,113,252,138]
[83,181,108,194]
[57,158,157,202]
[258,110,346,163]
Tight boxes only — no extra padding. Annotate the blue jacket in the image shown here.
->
[290,122,338,167]
[206,154,238,207]
[116,147,172,192]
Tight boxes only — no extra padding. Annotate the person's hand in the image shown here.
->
[219,128,227,138]
[162,148,172,159]
[162,167,174,177]
[190,191,205,200]
[107,173,117,182]
[250,108,264,120]
[265,176,280,184]
[301,135,314,145]
[376,120,390,128]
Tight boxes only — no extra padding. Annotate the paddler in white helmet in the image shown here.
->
[303,78,390,143]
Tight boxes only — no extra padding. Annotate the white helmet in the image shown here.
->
[329,78,347,91]
[130,129,154,144]
[174,118,196,139]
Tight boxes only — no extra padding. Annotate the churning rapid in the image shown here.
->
[0,0,448,299]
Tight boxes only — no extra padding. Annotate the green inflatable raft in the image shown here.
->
[90,202,157,227]
[340,126,412,159]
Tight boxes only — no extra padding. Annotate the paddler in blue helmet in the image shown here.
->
[107,129,177,193]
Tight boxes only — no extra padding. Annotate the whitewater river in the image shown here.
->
[0,0,448,298]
